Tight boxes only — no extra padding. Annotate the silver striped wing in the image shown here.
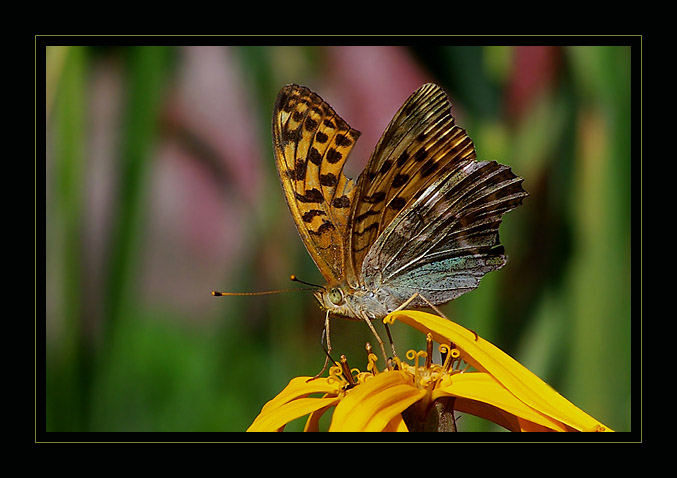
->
[363,159,527,306]
[354,84,527,307]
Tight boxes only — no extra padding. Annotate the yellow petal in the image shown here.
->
[386,311,612,432]
[453,397,522,432]
[304,397,336,432]
[330,371,425,432]
[248,396,340,431]
[434,372,570,431]
[257,376,341,415]
[247,376,342,432]
[382,414,410,432]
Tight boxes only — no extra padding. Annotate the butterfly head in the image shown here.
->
[313,284,366,320]
[313,282,395,322]
[314,286,348,315]
[289,275,355,318]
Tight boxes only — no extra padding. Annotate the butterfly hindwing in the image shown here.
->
[363,157,527,306]
[272,84,361,284]
[354,84,527,306]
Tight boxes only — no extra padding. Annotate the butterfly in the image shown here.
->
[272,83,527,358]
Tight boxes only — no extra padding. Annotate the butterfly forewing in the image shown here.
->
[272,84,361,284]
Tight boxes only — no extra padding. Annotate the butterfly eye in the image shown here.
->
[328,288,344,306]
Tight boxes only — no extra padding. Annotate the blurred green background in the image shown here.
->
[44,44,633,433]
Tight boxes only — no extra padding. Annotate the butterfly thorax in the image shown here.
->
[313,282,395,321]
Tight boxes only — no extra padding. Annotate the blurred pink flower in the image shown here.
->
[142,46,264,317]
[505,46,561,120]
[321,46,433,178]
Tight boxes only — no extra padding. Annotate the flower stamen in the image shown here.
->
[440,344,451,371]
[340,354,356,388]
[365,342,380,375]
[425,333,433,369]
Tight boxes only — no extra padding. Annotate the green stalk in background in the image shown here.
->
[47,45,88,431]
[104,46,171,337]
[565,45,631,431]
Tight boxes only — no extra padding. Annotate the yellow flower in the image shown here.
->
[247,311,613,432]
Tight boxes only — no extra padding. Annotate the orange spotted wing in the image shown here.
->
[272,85,361,285]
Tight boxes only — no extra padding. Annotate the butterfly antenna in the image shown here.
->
[289,274,325,290]
[211,286,315,297]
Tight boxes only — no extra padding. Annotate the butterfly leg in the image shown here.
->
[310,310,333,380]
[395,292,449,319]
[395,293,478,341]
[362,317,391,368]
[384,321,398,359]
